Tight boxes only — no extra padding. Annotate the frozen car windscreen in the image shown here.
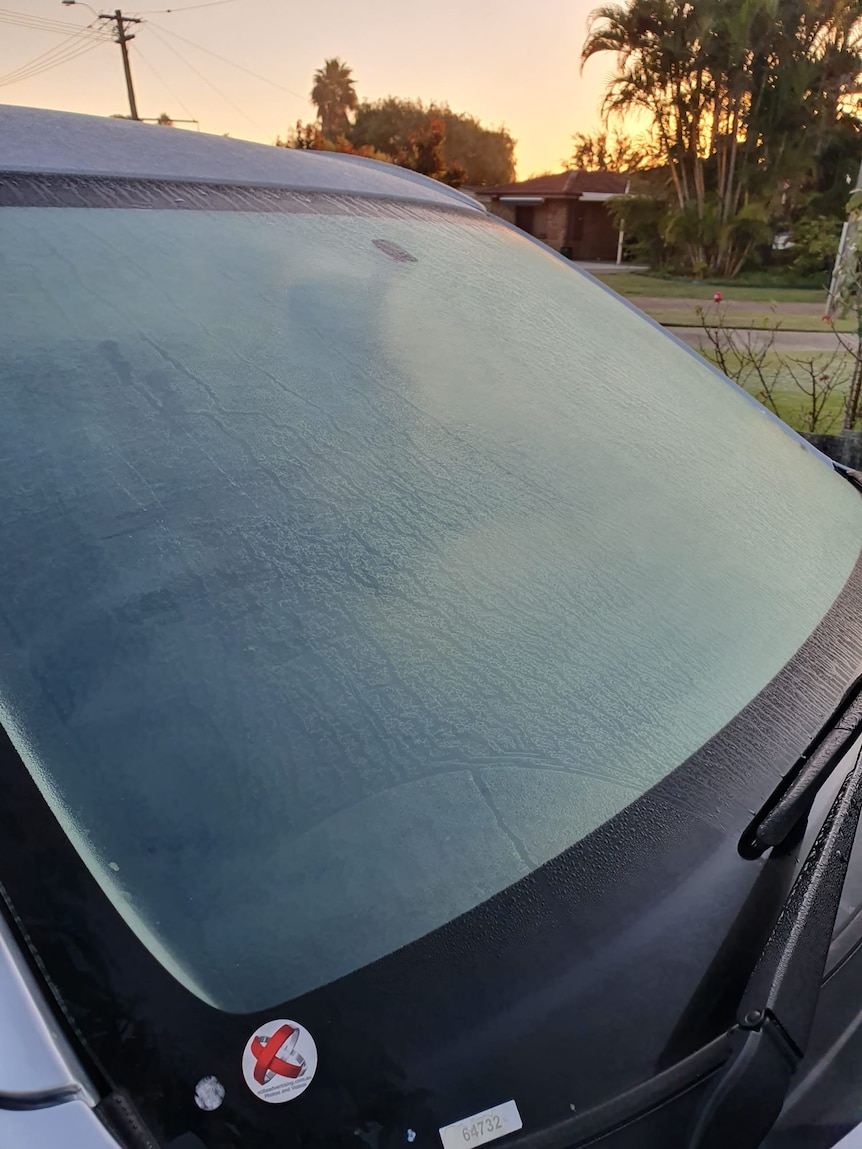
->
[0,190,861,1012]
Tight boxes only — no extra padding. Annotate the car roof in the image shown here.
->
[0,104,485,214]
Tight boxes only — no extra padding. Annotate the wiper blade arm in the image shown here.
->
[689,742,862,1149]
[741,677,862,858]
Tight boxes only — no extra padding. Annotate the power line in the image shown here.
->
[0,40,107,88]
[145,23,268,131]
[0,25,112,88]
[132,40,197,122]
[0,37,108,88]
[0,23,93,74]
[132,0,237,13]
[148,19,306,102]
[0,8,106,34]
[1,2,290,134]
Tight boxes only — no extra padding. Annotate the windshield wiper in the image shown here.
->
[740,676,862,858]
[688,740,862,1149]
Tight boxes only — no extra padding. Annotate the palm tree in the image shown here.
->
[310,58,358,140]
[582,0,704,209]
[581,0,862,276]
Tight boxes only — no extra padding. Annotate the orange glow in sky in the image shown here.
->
[2,0,615,177]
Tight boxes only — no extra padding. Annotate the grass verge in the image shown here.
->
[594,271,827,304]
[640,308,855,333]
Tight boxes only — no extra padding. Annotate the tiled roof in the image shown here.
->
[476,170,629,197]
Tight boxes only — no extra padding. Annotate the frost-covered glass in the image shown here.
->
[0,201,860,1010]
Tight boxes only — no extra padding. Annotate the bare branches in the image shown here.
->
[696,303,855,433]
[782,355,847,434]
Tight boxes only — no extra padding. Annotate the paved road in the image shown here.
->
[667,325,847,352]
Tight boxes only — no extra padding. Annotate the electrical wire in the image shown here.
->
[0,9,110,89]
[132,41,198,123]
[0,24,92,72]
[145,23,268,132]
[132,0,237,13]
[0,8,104,34]
[0,24,111,88]
[147,19,306,101]
[0,37,108,87]
[0,21,107,74]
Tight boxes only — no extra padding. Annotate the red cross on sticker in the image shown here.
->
[242,1019,318,1103]
[250,1024,304,1084]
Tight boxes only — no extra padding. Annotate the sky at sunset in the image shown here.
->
[2,0,615,177]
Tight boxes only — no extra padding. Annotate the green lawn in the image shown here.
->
[699,348,852,433]
[738,387,846,433]
[595,271,827,304]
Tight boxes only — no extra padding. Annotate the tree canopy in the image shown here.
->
[287,65,517,187]
[276,119,392,165]
[582,0,862,276]
[567,130,653,172]
[348,97,516,186]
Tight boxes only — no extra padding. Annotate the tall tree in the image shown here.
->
[582,0,862,276]
[310,58,358,140]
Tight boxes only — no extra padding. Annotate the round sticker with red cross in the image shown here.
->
[241,1019,318,1103]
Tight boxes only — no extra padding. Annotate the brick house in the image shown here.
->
[474,171,630,262]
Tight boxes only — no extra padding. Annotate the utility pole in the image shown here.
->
[100,9,140,121]
[826,154,862,319]
[824,154,862,430]
[62,2,141,120]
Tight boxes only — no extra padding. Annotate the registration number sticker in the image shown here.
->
[439,1099,523,1148]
